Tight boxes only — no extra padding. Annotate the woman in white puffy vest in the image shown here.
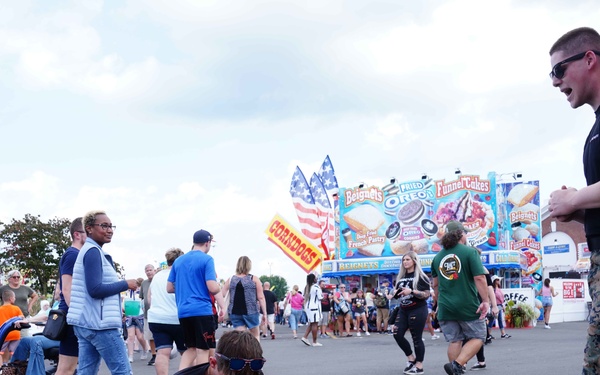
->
[67,210,139,375]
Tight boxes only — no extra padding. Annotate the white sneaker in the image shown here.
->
[357,331,361,337]
[365,331,370,336]
[312,342,323,347]
[431,334,440,340]
[128,356,133,363]
[140,350,148,360]
[545,324,551,329]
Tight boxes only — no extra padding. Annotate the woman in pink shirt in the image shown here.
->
[491,275,510,339]
[538,278,559,329]
[284,285,304,339]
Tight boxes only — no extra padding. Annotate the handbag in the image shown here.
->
[42,309,67,341]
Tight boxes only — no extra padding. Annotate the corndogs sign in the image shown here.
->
[265,214,322,273]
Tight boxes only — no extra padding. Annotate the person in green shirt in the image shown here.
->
[431,221,489,375]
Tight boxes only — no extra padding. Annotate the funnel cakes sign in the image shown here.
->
[338,173,500,260]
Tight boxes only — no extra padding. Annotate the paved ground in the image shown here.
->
[95,320,587,374]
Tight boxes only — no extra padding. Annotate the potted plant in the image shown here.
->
[504,300,536,328]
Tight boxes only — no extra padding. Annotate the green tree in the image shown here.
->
[259,275,289,301]
[0,214,71,296]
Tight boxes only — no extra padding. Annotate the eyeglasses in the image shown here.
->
[10,276,20,279]
[549,50,600,79]
[214,352,266,372]
[92,224,116,231]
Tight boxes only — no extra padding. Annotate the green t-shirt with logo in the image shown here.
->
[431,243,485,321]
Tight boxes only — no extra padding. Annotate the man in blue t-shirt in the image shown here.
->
[167,229,221,370]
[56,217,87,375]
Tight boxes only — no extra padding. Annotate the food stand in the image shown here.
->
[322,172,542,294]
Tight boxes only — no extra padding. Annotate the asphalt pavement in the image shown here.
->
[96,320,587,374]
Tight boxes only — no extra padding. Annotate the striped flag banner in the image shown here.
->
[309,173,332,259]
[317,155,338,255]
[289,166,321,245]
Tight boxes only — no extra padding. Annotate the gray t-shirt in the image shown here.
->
[0,285,35,316]
[139,278,152,318]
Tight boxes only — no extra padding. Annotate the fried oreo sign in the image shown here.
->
[265,214,322,273]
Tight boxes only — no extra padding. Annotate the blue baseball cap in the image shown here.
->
[193,229,215,244]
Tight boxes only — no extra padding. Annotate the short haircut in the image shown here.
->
[165,248,184,266]
[235,256,252,275]
[7,270,20,278]
[69,217,83,239]
[2,290,14,302]
[550,27,600,56]
[83,210,106,235]
[215,330,264,375]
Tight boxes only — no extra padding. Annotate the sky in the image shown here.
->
[0,0,598,291]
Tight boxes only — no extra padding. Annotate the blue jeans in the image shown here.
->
[11,335,59,375]
[289,309,303,331]
[74,326,131,375]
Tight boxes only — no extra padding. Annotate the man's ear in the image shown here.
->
[209,356,218,369]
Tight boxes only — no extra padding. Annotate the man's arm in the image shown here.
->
[206,280,221,295]
[61,274,73,306]
[214,291,226,322]
[549,184,600,221]
[474,275,490,319]
[432,277,438,305]
[166,281,175,294]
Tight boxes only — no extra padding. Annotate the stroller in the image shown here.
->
[0,317,31,375]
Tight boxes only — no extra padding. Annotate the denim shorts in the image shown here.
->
[149,322,186,352]
[125,316,144,331]
[542,296,553,307]
[230,313,260,329]
[440,319,486,343]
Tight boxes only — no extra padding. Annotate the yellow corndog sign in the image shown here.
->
[265,214,322,273]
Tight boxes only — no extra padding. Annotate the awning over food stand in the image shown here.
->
[321,250,526,278]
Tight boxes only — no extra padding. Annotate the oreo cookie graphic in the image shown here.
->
[397,200,425,225]
[386,222,401,240]
[384,195,401,216]
[421,219,438,237]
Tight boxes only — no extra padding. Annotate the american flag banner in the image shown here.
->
[289,167,321,245]
[309,173,332,259]
[317,155,338,256]
[317,155,339,196]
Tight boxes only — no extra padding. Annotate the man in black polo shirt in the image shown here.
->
[548,26,600,374]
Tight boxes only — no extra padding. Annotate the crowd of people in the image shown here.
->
[0,212,266,375]
[0,205,573,375]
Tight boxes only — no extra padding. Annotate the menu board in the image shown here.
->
[496,181,542,286]
[338,172,500,259]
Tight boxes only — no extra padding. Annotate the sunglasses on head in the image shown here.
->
[215,352,266,372]
[549,50,600,79]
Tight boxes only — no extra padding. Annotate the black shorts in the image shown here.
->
[149,322,186,352]
[59,324,78,357]
[179,315,216,350]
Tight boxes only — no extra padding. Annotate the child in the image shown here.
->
[0,289,25,365]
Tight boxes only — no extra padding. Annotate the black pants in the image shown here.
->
[393,304,428,362]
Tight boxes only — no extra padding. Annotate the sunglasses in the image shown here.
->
[214,352,266,372]
[549,50,600,79]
